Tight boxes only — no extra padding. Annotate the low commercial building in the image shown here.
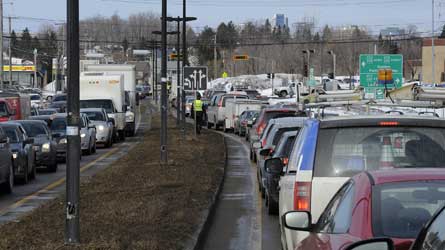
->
[422,38,445,83]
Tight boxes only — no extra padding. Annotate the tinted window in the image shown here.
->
[20,123,48,137]
[282,136,296,157]
[421,209,445,249]
[51,118,67,131]
[2,127,19,143]
[264,111,296,124]
[30,95,41,101]
[318,182,355,233]
[84,111,106,121]
[315,127,445,177]
[272,127,299,146]
[53,95,66,102]
[0,102,8,116]
[39,109,57,115]
[373,181,445,239]
[80,100,114,113]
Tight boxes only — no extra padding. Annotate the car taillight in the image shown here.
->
[257,123,265,135]
[218,99,223,107]
[293,182,311,211]
[261,138,266,147]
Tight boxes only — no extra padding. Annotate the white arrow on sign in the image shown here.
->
[361,62,366,68]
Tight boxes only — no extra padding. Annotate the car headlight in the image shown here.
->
[98,125,105,131]
[60,138,67,144]
[126,112,135,122]
[12,152,17,159]
[42,143,51,152]
[80,133,86,138]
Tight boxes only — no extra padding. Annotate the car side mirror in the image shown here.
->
[109,118,116,126]
[344,238,395,250]
[0,136,8,144]
[283,211,312,231]
[260,148,271,157]
[265,157,284,174]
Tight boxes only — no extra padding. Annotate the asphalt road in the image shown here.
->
[0,100,153,224]
[197,132,281,250]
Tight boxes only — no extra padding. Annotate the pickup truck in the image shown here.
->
[273,82,307,97]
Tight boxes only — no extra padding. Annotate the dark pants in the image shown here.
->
[196,111,203,134]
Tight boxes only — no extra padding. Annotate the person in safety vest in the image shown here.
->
[192,94,204,134]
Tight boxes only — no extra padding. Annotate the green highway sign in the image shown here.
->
[308,67,316,87]
[360,54,403,99]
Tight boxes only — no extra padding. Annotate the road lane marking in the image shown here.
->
[0,147,119,216]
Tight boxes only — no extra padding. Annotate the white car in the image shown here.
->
[79,113,97,155]
[81,108,114,148]
[206,92,249,130]
[29,94,43,108]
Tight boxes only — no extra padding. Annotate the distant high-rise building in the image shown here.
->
[272,14,288,28]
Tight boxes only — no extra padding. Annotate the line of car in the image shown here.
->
[202,87,445,250]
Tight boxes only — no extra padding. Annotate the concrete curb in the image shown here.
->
[182,134,228,250]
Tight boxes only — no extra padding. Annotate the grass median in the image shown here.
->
[0,111,225,250]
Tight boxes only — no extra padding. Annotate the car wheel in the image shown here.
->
[267,192,279,215]
[92,139,97,154]
[1,162,13,193]
[48,160,58,172]
[280,91,287,97]
[105,136,112,148]
[30,161,36,180]
[118,131,125,141]
[22,162,29,184]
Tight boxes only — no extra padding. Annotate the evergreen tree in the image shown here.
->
[440,25,445,38]
[122,38,129,53]
[10,30,18,57]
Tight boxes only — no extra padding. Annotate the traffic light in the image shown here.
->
[267,73,275,79]
[303,64,309,77]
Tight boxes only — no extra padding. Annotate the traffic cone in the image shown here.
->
[380,136,395,168]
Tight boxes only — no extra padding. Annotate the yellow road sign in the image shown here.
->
[3,65,36,72]
[222,72,228,78]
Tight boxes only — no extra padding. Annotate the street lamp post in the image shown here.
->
[160,0,168,163]
[328,50,336,80]
[165,16,196,127]
[302,49,315,91]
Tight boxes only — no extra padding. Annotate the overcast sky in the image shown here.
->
[5,0,438,35]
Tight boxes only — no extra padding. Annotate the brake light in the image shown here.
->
[257,123,266,135]
[218,99,223,107]
[380,121,399,126]
[293,182,311,211]
[261,137,266,147]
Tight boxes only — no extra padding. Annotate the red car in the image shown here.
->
[282,169,445,250]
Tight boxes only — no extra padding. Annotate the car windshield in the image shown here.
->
[373,181,445,239]
[51,118,67,132]
[84,111,106,121]
[315,127,445,177]
[20,123,48,137]
[2,127,19,143]
[80,100,114,113]
[39,109,57,115]
[53,95,66,102]
[264,111,296,124]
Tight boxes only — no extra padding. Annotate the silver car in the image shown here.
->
[81,108,114,148]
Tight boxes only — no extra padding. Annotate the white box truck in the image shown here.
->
[80,74,127,141]
[224,99,265,132]
[84,64,138,137]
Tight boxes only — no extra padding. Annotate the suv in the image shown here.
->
[207,93,249,129]
[277,115,445,250]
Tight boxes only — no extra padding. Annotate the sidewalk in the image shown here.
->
[0,111,225,250]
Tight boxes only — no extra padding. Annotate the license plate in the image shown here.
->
[33,146,40,151]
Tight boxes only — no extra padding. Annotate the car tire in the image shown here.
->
[22,162,29,184]
[118,131,125,142]
[30,161,36,180]
[105,136,113,148]
[48,161,58,172]
[92,139,97,154]
[267,192,279,215]
[280,91,287,97]
[1,162,13,194]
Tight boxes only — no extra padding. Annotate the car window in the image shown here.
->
[3,127,19,143]
[288,126,307,172]
[272,127,299,146]
[20,123,48,137]
[315,127,445,177]
[318,181,355,234]
[373,181,445,239]
[0,102,8,116]
[84,111,106,121]
[51,118,67,131]
[281,136,296,157]
[420,208,445,250]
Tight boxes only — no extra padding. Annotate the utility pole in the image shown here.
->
[182,0,187,136]
[8,16,11,86]
[176,18,181,126]
[432,0,436,84]
[214,33,217,80]
[151,41,155,101]
[161,0,168,163]
[155,45,158,104]
[65,0,80,244]
[0,0,4,89]
[33,49,38,88]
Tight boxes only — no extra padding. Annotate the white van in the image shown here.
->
[224,99,264,132]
